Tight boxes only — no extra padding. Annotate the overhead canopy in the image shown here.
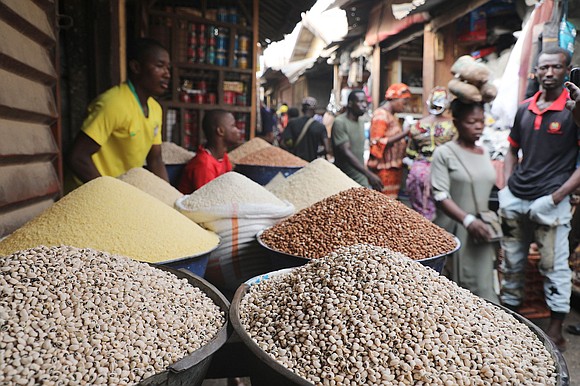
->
[259,0,317,45]
[365,1,428,46]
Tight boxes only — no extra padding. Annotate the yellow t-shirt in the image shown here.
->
[81,82,163,178]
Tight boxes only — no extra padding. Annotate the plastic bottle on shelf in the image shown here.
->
[228,7,238,25]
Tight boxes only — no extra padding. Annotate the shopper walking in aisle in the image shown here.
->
[332,90,383,190]
[500,47,580,352]
[178,109,240,194]
[367,83,412,198]
[68,38,170,185]
[406,87,456,220]
[281,97,330,162]
[431,99,498,303]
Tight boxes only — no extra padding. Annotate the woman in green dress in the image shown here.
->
[430,99,498,302]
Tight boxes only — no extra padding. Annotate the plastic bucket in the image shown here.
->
[165,163,186,188]
[139,266,231,386]
[156,242,220,277]
[231,269,569,386]
[256,229,460,274]
[234,164,303,186]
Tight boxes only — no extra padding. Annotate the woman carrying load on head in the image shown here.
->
[406,87,456,220]
[430,99,498,302]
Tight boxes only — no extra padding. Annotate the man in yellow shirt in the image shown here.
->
[68,38,170,183]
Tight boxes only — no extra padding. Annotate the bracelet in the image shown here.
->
[462,214,477,228]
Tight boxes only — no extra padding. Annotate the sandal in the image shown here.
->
[566,324,580,336]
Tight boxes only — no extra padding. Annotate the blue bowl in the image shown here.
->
[156,243,219,277]
[234,164,303,186]
[166,163,186,188]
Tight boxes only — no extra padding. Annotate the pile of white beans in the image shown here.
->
[0,245,225,385]
[239,244,558,386]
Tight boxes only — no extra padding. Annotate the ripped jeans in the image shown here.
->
[498,187,572,313]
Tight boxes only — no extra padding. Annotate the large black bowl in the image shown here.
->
[256,229,461,274]
[231,269,569,386]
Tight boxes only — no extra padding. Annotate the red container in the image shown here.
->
[197,80,207,93]
[206,93,217,105]
[193,93,204,104]
[197,46,206,63]
[224,91,236,105]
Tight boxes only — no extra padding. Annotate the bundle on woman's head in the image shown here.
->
[447,55,497,104]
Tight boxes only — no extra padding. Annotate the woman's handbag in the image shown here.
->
[449,144,503,242]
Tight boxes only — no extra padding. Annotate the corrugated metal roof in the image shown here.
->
[259,0,317,45]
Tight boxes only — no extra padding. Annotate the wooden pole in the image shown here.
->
[250,0,258,139]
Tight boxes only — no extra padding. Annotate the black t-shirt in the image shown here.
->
[508,89,580,200]
[282,116,328,162]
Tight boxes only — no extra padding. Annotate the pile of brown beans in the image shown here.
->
[239,244,558,386]
[236,146,307,167]
[260,187,457,260]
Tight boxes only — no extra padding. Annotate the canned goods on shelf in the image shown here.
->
[193,93,204,104]
[197,46,206,63]
[206,93,216,105]
[223,91,236,105]
[216,52,227,66]
[217,7,228,22]
[216,33,228,50]
[239,35,249,53]
[238,54,248,69]
[228,8,238,24]
[187,46,196,62]
[206,47,216,64]
[196,81,207,92]
[236,94,247,106]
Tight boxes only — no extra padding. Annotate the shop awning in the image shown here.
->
[259,0,317,46]
[364,1,428,46]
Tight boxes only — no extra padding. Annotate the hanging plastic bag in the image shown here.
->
[559,0,576,54]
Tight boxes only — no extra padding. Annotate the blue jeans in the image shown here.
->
[498,187,572,313]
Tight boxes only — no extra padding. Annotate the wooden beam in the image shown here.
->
[422,25,435,116]
[250,0,258,139]
[372,44,380,109]
[430,0,491,32]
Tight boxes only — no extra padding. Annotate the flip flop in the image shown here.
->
[566,324,580,336]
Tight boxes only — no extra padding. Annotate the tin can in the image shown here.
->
[238,54,248,69]
[193,93,204,104]
[179,91,191,103]
[239,35,249,53]
[228,8,238,24]
[197,46,206,63]
[187,46,196,62]
[215,52,227,66]
[236,119,246,132]
[206,93,216,105]
[196,80,207,92]
[236,94,247,106]
[206,46,216,64]
[223,91,236,105]
[197,24,206,46]
[207,26,217,46]
[217,7,228,22]
[216,31,228,50]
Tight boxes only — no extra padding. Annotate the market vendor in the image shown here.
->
[178,109,240,194]
[68,38,170,185]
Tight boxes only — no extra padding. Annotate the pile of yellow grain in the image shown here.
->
[0,177,219,263]
[118,167,183,207]
[228,137,272,165]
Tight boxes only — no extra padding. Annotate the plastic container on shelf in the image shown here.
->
[216,51,227,66]
[217,7,228,22]
[223,91,236,105]
[228,7,238,24]
[239,35,249,53]
[238,54,248,70]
